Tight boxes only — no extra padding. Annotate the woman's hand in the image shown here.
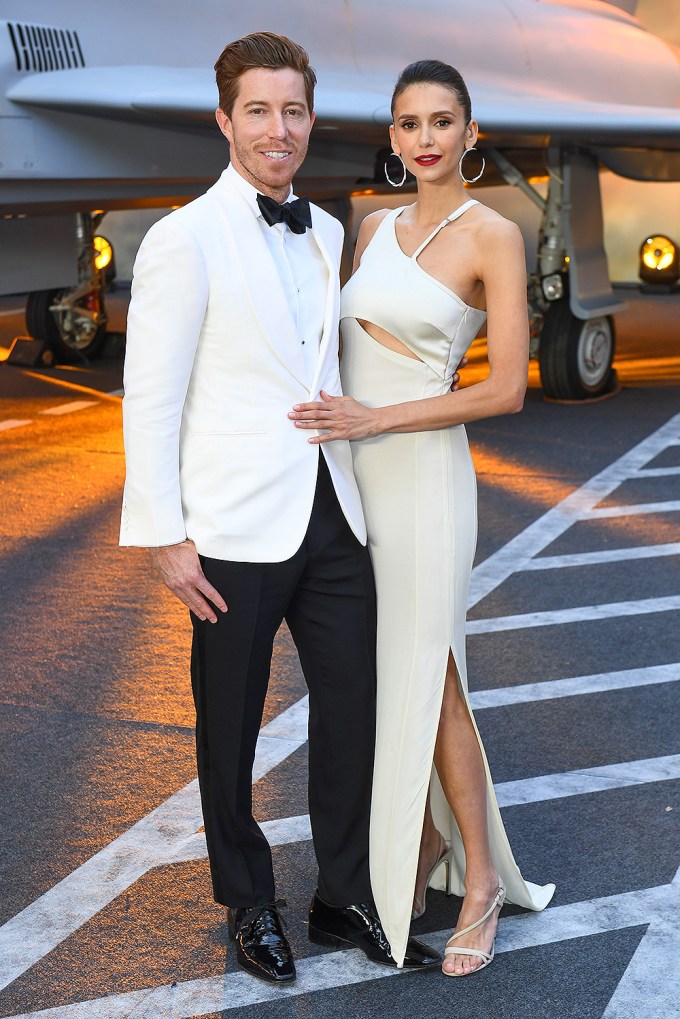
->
[451,355,468,391]
[289,390,380,443]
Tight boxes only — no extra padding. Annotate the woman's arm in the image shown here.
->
[339,208,394,362]
[292,217,529,442]
[352,208,392,271]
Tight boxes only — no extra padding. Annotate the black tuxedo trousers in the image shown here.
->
[190,456,377,908]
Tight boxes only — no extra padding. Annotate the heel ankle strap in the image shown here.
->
[448,884,505,943]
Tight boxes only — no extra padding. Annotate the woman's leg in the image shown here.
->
[412,796,443,917]
[433,652,502,975]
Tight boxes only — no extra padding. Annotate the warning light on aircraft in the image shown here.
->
[93,235,114,271]
[639,234,678,289]
[541,273,564,301]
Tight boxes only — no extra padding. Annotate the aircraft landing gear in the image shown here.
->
[538,299,616,400]
[25,212,108,362]
[25,283,107,362]
[488,146,624,402]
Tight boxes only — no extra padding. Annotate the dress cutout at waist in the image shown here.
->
[341,201,487,380]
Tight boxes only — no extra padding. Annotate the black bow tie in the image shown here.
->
[256,193,312,235]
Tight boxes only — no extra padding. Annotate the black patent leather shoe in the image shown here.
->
[228,902,296,982]
[307,893,440,969]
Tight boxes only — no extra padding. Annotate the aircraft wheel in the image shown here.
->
[25,287,108,362]
[538,300,616,400]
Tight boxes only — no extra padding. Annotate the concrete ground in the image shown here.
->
[0,288,677,1018]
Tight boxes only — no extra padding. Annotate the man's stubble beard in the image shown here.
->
[230,136,309,198]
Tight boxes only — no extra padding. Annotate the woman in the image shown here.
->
[289,59,555,975]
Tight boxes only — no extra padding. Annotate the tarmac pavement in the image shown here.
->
[0,288,677,1018]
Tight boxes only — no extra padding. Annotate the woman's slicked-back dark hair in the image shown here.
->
[391,59,472,124]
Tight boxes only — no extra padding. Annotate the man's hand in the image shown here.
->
[150,539,228,622]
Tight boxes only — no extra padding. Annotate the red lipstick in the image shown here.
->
[414,155,441,166]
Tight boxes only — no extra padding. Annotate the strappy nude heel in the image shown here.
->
[443,878,506,977]
[412,833,454,920]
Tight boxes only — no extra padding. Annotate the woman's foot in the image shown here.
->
[442,875,505,976]
[412,831,452,919]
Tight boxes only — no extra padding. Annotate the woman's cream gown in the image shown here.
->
[340,201,555,967]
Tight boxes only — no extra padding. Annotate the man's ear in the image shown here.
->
[215,108,233,144]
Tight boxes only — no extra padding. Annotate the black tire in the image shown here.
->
[538,300,616,400]
[25,288,108,362]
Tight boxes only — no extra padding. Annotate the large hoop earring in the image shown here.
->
[384,152,407,188]
[458,147,485,184]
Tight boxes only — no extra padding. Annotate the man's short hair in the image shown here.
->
[215,32,317,116]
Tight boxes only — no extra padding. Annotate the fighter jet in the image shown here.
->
[0,0,678,398]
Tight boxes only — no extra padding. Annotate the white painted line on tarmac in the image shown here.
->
[636,465,680,477]
[469,663,680,709]
[3,412,679,1006]
[468,410,680,608]
[601,865,680,1019]
[6,873,678,1019]
[39,400,97,416]
[0,781,203,995]
[584,500,680,519]
[496,753,680,806]
[520,542,680,571]
[467,595,680,634]
[0,695,309,994]
[5,661,672,993]
[252,695,309,783]
[0,419,32,432]
[167,815,315,863]
[164,813,315,865]
[12,461,676,981]
[20,371,121,403]
[162,749,680,867]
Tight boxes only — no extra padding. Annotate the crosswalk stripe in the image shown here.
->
[601,866,680,1018]
[635,465,680,477]
[467,595,680,633]
[0,696,309,994]
[495,753,680,806]
[39,400,97,416]
[5,871,678,1019]
[167,750,680,863]
[520,542,680,570]
[583,500,680,519]
[0,419,32,431]
[2,411,678,1009]
[468,410,680,608]
[3,709,676,991]
[2,649,676,994]
[468,663,680,708]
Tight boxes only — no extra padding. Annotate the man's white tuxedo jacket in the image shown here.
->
[120,169,367,562]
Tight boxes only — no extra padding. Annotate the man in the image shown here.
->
[120,32,439,983]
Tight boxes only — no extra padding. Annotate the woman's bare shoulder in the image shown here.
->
[353,207,396,265]
[470,204,523,246]
[357,207,394,244]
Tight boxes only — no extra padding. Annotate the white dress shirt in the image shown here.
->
[226,163,328,381]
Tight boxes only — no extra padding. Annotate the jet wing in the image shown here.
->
[7,65,680,149]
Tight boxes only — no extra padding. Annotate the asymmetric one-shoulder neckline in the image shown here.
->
[390,200,484,313]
